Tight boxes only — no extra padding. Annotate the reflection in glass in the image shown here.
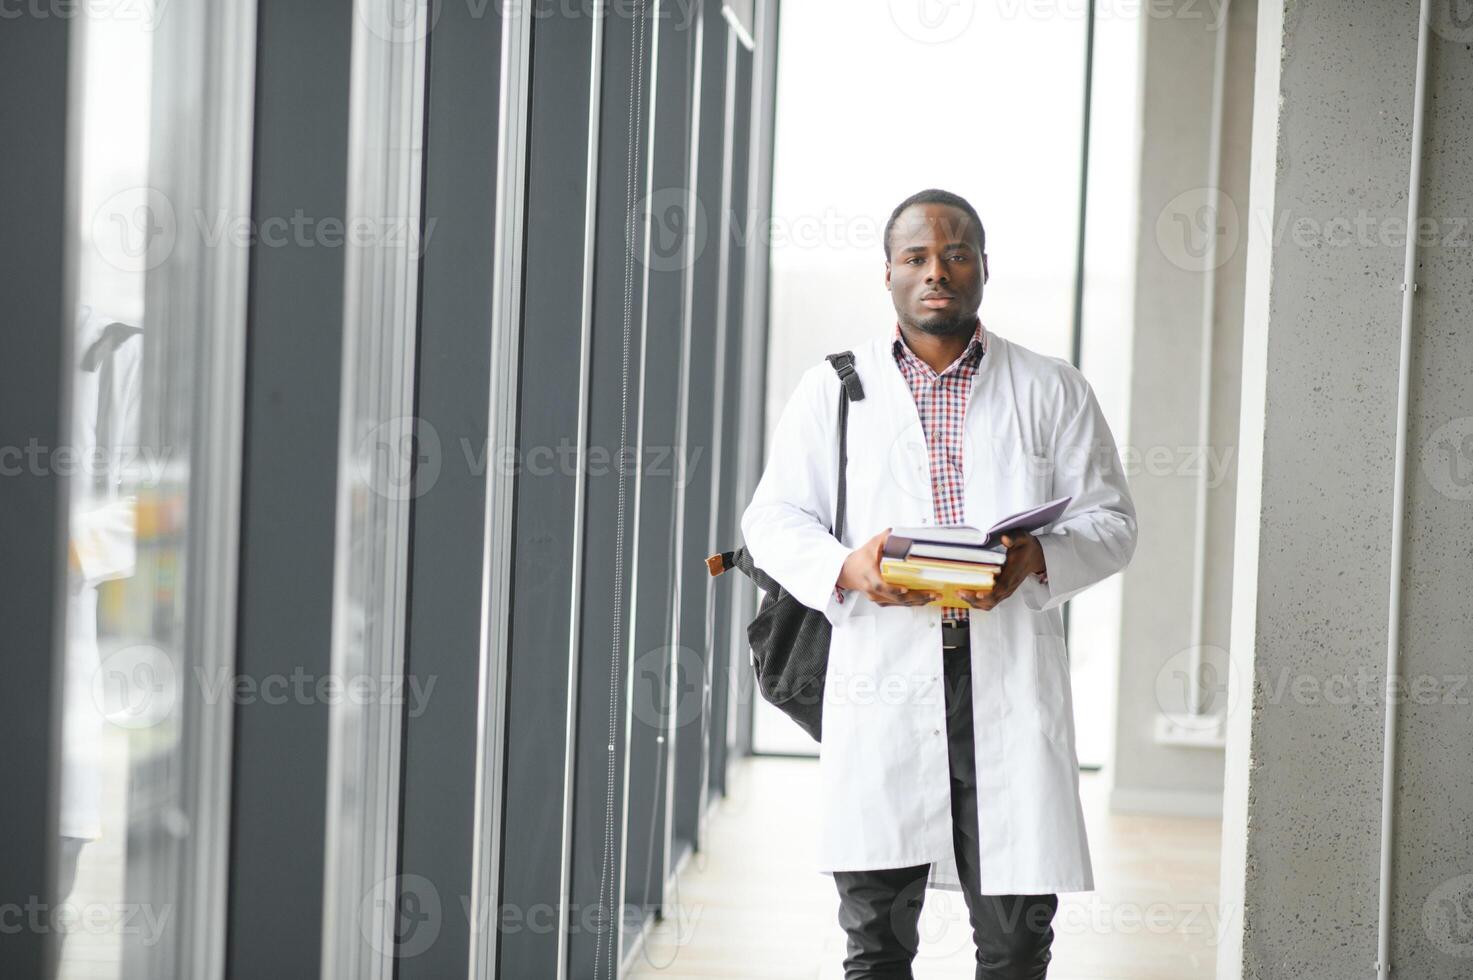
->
[60,11,171,977]
[57,2,254,976]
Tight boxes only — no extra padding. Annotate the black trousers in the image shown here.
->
[832,627,1059,979]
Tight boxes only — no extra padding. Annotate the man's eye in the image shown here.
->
[948,253,967,261]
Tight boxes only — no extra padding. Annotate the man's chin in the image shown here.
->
[906,311,977,337]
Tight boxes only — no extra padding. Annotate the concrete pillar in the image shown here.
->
[1220,1,1473,976]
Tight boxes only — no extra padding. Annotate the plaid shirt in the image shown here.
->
[892,319,986,626]
[832,319,1045,617]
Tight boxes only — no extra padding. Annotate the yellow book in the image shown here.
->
[879,557,996,609]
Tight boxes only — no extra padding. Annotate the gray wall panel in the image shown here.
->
[494,3,595,977]
[225,0,353,972]
[0,14,74,980]
[396,3,505,977]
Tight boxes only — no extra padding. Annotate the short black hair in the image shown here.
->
[883,188,986,261]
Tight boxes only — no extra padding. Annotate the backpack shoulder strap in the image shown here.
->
[824,351,864,542]
[824,350,865,402]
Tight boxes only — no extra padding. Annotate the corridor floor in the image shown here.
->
[627,756,1222,980]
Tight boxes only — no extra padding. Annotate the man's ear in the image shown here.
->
[884,261,891,290]
[980,252,989,285]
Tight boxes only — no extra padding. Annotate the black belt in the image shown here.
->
[941,618,970,651]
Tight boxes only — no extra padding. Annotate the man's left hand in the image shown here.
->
[955,532,1046,611]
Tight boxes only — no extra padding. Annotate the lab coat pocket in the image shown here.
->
[829,611,876,663]
[1031,632,1072,745]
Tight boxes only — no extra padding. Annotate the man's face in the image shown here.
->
[885,203,987,337]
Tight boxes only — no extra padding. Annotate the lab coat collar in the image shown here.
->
[865,319,1002,413]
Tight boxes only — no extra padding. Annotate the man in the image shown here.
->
[740,189,1137,978]
[57,306,142,968]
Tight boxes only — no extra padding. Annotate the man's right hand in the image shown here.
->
[836,528,938,607]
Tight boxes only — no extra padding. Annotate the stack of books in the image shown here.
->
[879,496,1072,609]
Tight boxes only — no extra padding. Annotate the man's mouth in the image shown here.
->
[920,294,954,309]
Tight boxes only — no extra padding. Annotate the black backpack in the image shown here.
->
[706,351,864,742]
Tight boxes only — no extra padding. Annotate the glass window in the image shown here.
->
[57,2,254,975]
[756,3,1088,753]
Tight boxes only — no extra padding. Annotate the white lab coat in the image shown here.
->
[62,305,142,841]
[740,325,1136,894]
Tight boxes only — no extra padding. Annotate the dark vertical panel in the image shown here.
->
[396,3,504,977]
[0,15,73,980]
[672,0,728,851]
[492,2,594,977]
[225,0,353,973]
[621,0,696,944]
[568,2,653,975]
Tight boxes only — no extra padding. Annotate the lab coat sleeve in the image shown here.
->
[73,497,139,588]
[72,327,143,590]
[1019,372,1137,612]
[740,367,855,628]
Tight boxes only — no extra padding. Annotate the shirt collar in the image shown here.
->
[892,317,987,374]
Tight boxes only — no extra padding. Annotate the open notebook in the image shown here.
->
[884,495,1072,564]
[878,497,1073,606]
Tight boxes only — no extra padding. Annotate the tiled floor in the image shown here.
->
[628,756,1223,979]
